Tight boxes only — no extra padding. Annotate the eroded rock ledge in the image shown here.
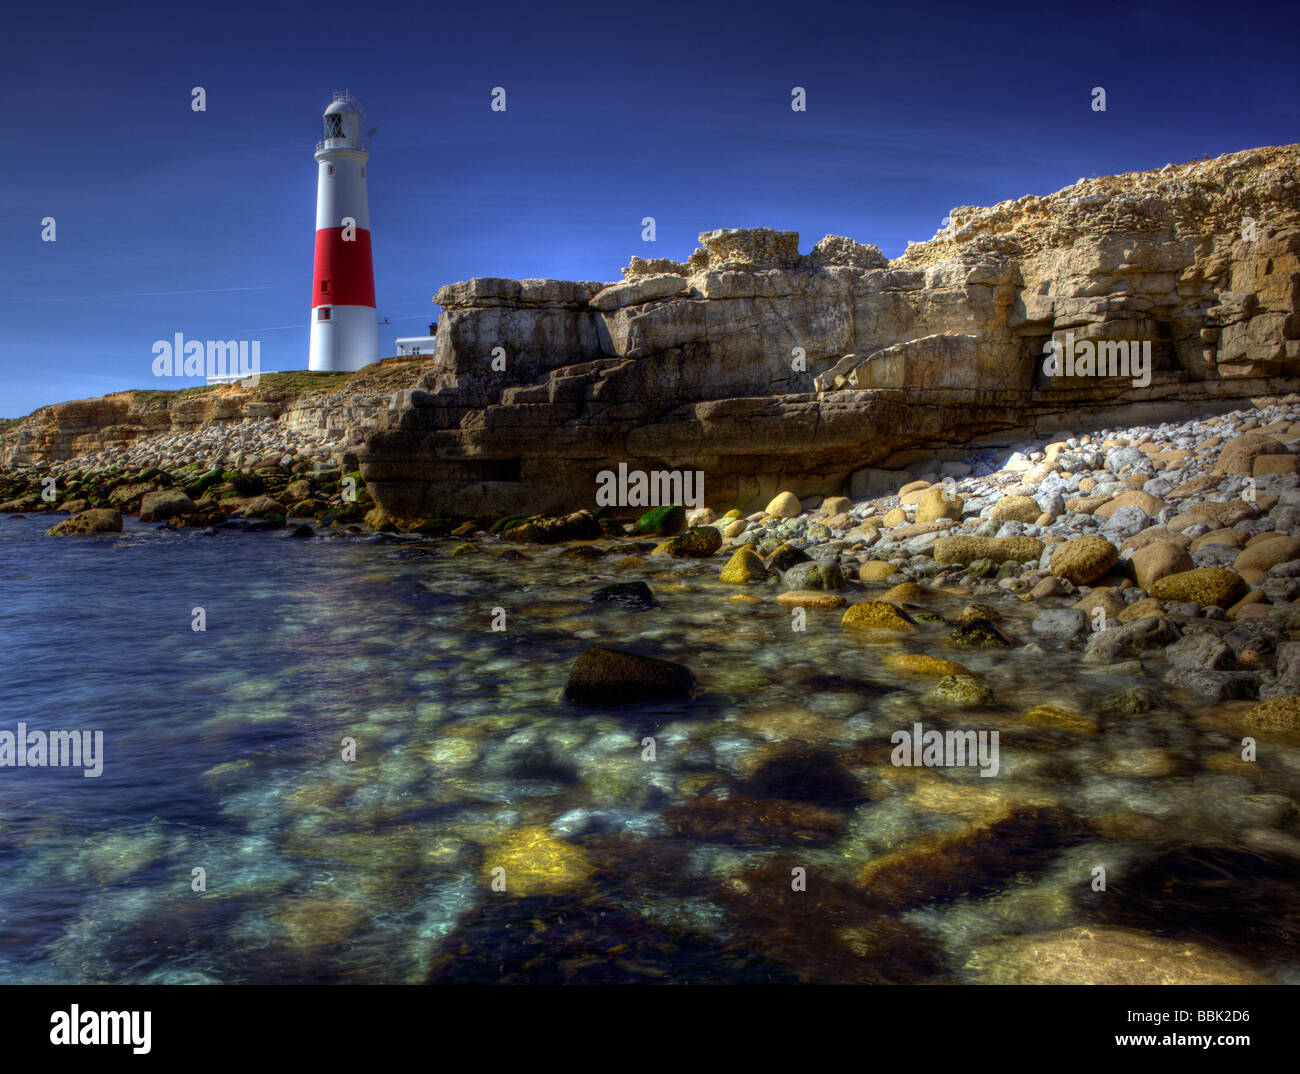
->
[356,145,1299,518]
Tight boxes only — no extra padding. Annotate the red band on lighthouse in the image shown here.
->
[312,228,375,308]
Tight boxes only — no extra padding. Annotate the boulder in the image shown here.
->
[139,488,198,522]
[636,504,686,536]
[43,508,123,536]
[916,487,964,523]
[243,495,286,519]
[719,548,767,584]
[988,495,1040,523]
[765,492,802,518]
[1151,568,1249,608]
[564,648,699,705]
[932,536,1045,567]
[967,927,1271,985]
[1130,541,1194,591]
[783,561,845,591]
[1213,432,1289,476]
[1051,536,1119,586]
[841,602,919,632]
[1083,614,1181,663]
[1235,536,1300,572]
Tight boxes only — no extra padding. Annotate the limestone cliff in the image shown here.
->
[360,144,1300,518]
[1,359,433,471]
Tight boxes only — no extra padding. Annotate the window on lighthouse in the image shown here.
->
[318,308,331,322]
[325,115,343,139]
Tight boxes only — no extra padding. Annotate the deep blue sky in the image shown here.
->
[1,0,1296,417]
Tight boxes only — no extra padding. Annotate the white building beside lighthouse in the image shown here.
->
[309,92,378,372]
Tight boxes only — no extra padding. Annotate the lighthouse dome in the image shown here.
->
[319,92,365,151]
[324,96,362,118]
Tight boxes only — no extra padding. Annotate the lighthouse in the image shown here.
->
[309,92,378,372]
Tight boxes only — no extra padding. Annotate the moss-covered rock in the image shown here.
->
[916,487,964,523]
[1102,687,1162,716]
[948,618,1018,649]
[1050,535,1119,586]
[930,674,995,706]
[484,826,593,897]
[989,495,1041,523]
[636,504,686,536]
[1022,704,1097,734]
[841,601,919,632]
[719,548,767,584]
[933,536,1045,567]
[44,508,123,537]
[1151,567,1248,608]
[767,543,811,572]
[783,560,844,591]
[882,652,972,679]
[664,525,722,558]
[504,510,602,544]
[1246,695,1300,731]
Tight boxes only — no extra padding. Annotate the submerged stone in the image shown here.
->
[483,826,593,897]
[967,927,1272,985]
[564,647,699,705]
[590,581,657,607]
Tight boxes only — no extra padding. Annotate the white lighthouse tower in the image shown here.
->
[309,92,378,372]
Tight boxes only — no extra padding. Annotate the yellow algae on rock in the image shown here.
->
[989,495,1040,523]
[841,601,919,632]
[1151,567,1248,608]
[719,547,767,583]
[1022,704,1098,735]
[906,779,1046,820]
[1050,535,1118,585]
[484,826,593,896]
[882,652,971,679]
[1246,694,1300,731]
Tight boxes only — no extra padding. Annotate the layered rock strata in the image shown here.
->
[360,145,1300,519]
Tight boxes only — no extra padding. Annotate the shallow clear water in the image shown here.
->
[1,516,1297,984]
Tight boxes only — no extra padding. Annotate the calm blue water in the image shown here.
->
[2,515,1297,984]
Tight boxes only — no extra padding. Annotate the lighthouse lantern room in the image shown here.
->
[309,92,378,372]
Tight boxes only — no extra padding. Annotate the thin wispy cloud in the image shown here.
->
[4,286,281,305]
